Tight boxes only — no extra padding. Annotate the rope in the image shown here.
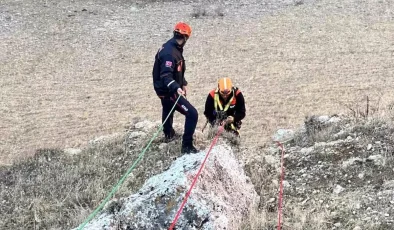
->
[276,141,285,230]
[169,124,225,230]
[77,95,182,230]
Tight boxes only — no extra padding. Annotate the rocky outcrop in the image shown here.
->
[268,116,394,229]
[76,144,258,230]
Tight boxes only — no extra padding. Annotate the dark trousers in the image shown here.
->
[160,94,198,145]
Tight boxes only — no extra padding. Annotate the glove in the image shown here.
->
[182,85,188,97]
[177,88,185,96]
[226,116,234,124]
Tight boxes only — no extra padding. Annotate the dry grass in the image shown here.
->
[239,115,394,230]
[238,146,333,230]
[0,125,194,229]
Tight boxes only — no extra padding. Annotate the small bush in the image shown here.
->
[191,6,207,18]
[294,0,304,6]
[191,5,225,18]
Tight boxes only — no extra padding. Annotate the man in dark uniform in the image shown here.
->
[152,22,198,154]
[204,77,246,136]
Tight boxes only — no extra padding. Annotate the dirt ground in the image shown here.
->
[1,0,393,164]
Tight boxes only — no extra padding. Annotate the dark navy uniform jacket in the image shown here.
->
[152,38,188,96]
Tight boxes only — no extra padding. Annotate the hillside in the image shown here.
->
[1,0,394,229]
[1,116,394,229]
[1,0,393,164]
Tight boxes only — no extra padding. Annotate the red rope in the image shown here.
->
[169,125,225,230]
[276,141,285,230]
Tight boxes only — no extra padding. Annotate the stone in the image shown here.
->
[367,155,385,166]
[333,185,345,194]
[64,148,82,155]
[74,145,258,230]
[342,157,363,169]
[272,129,295,143]
[128,131,147,139]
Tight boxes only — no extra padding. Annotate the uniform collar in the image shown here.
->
[170,37,184,51]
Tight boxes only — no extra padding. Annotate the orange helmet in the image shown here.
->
[174,22,192,38]
[218,78,233,95]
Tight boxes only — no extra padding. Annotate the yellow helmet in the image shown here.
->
[218,78,233,95]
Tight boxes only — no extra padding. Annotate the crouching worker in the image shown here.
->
[203,77,246,136]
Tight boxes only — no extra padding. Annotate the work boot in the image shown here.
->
[164,129,180,143]
[181,143,199,154]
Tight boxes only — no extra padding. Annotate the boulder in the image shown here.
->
[76,144,258,230]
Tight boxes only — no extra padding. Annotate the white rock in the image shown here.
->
[300,147,313,155]
[64,148,82,155]
[367,155,385,166]
[128,131,147,139]
[272,129,294,143]
[316,115,341,124]
[333,130,345,138]
[333,185,345,194]
[383,180,394,188]
[334,222,342,227]
[317,115,330,123]
[264,154,279,166]
[272,179,279,187]
[367,144,373,150]
[130,6,139,12]
[300,198,309,205]
[74,144,258,230]
[328,116,341,123]
[267,198,276,203]
[342,157,363,169]
[158,143,167,150]
[89,133,122,145]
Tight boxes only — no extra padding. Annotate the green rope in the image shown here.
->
[77,95,182,230]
